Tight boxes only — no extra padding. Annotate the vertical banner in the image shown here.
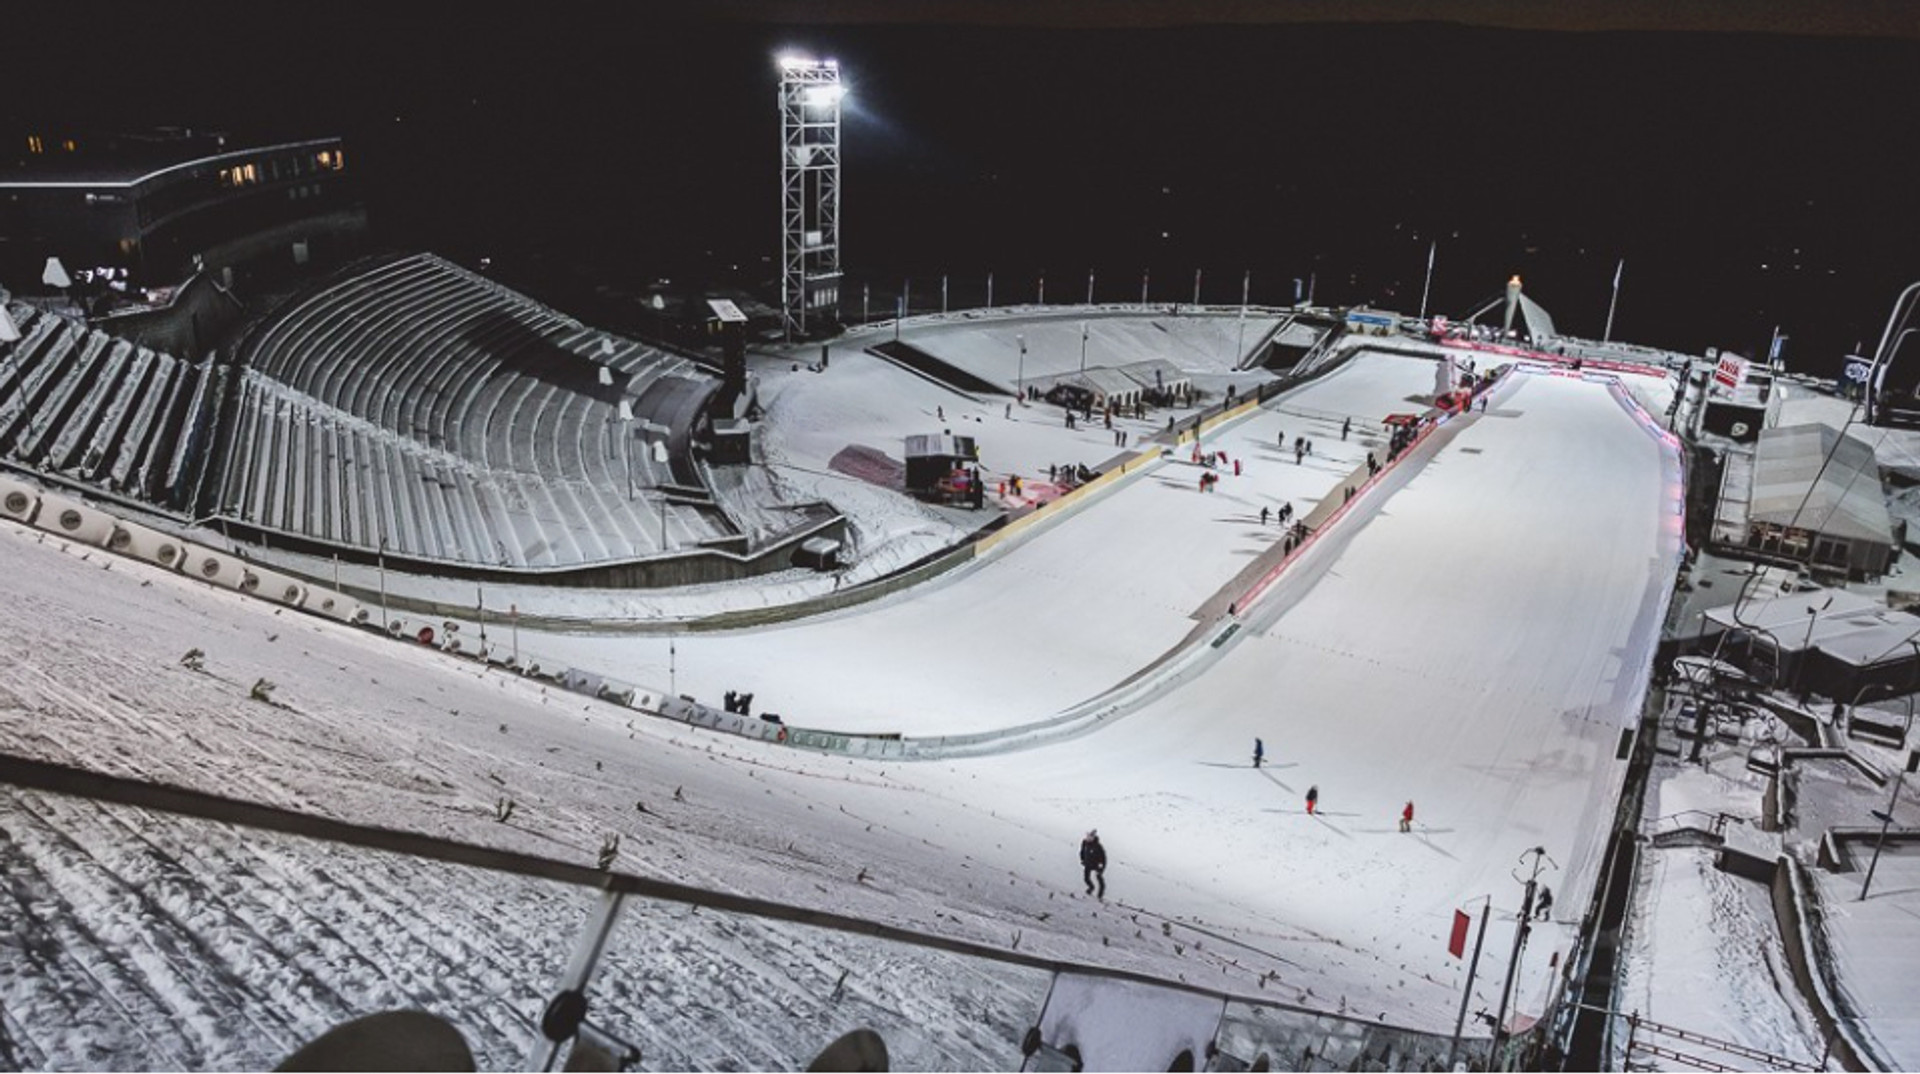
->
[1449,909,1471,958]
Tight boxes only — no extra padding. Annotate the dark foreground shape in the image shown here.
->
[807,1028,891,1072]
[275,1010,474,1072]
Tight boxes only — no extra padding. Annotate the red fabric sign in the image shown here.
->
[1448,909,1471,958]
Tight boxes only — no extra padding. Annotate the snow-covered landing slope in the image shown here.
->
[961,369,1685,1031]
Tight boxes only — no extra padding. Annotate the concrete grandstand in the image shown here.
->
[213,252,843,580]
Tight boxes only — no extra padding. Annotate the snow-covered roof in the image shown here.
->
[1747,423,1893,544]
[1702,588,1880,641]
[903,432,974,459]
[1047,367,1142,398]
[1114,358,1189,390]
[1809,616,1920,668]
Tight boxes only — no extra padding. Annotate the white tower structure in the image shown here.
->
[779,56,844,341]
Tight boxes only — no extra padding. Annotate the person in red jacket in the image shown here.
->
[1400,801,1415,833]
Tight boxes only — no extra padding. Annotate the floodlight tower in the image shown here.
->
[779,55,844,342]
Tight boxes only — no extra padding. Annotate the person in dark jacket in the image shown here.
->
[1079,830,1107,897]
[1253,738,1265,769]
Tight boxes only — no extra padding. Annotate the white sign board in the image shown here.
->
[705,298,747,323]
[1843,356,1872,383]
[1712,353,1749,392]
[42,256,71,290]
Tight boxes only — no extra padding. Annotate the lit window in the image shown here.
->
[317,150,332,168]
[63,139,77,152]
[219,168,232,187]
[27,135,44,154]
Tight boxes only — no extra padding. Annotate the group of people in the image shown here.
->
[1287,434,1316,465]
[721,690,755,716]
[1258,501,1296,527]
[1385,422,1418,462]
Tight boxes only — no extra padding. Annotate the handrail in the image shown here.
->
[1569,1003,1821,1071]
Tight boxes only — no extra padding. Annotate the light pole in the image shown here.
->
[1141,268,1149,308]
[622,408,634,502]
[986,271,994,309]
[1236,269,1250,364]
[1860,699,1918,900]
[1079,321,1089,374]
[1086,269,1095,306]
[1016,334,1026,401]
[377,535,389,632]
[1800,594,1835,693]
[1492,846,1556,1068]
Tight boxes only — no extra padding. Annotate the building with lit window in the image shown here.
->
[0,128,366,295]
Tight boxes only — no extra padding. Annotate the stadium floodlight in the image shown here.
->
[780,53,844,341]
[803,84,847,107]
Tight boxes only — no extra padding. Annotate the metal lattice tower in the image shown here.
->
[779,57,843,341]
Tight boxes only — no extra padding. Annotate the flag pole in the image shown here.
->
[1447,897,1493,1070]
[1419,240,1437,321]
[1603,259,1624,342]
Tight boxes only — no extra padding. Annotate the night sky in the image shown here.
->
[9,4,1920,373]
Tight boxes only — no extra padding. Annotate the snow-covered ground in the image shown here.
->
[1621,758,1828,1068]
[1812,847,1920,1068]
[843,308,1285,392]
